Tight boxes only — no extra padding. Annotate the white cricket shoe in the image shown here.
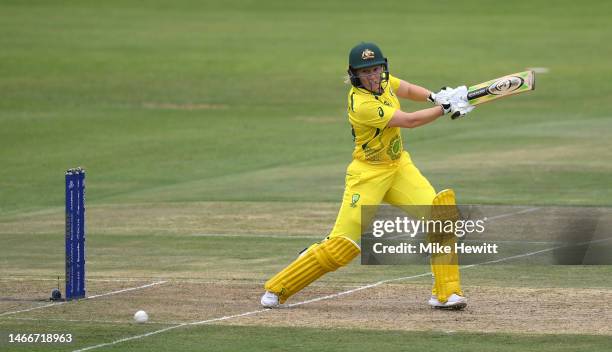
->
[260,291,280,308]
[428,293,467,310]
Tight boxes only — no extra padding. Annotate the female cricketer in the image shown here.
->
[261,42,474,310]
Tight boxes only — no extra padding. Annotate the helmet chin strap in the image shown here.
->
[349,66,389,95]
[366,72,388,96]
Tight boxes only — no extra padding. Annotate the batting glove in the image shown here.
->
[427,86,455,106]
[448,86,475,119]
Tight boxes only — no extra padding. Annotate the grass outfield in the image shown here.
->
[1,0,611,213]
[1,0,611,351]
[2,322,611,352]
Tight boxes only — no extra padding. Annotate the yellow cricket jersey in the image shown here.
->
[347,74,403,164]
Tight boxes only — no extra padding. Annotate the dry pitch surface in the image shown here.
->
[2,280,611,336]
[1,202,611,351]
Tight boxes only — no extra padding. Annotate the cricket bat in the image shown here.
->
[467,70,535,106]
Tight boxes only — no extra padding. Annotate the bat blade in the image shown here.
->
[467,70,535,106]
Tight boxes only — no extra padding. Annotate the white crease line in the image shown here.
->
[485,207,540,220]
[86,281,166,299]
[72,237,612,352]
[0,281,166,317]
[286,271,432,308]
[461,237,612,268]
[0,302,64,317]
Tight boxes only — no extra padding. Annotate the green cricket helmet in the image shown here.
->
[347,42,389,88]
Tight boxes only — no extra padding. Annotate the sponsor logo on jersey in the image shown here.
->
[387,135,402,160]
[350,193,361,208]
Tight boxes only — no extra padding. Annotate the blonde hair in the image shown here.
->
[343,74,351,85]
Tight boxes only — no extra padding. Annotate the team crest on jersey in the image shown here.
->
[387,135,402,160]
[361,49,375,60]
[350,193,360,208]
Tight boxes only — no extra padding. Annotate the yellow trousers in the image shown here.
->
[328,151,436,242]
[264,151,462,303]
